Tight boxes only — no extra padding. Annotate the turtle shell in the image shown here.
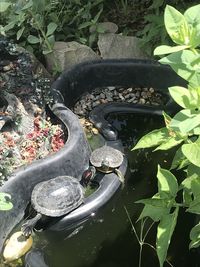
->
[90,146,123,169]
[31,176,84,217]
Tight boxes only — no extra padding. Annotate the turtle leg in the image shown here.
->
[114,169,125,188]
[21,213,42,237]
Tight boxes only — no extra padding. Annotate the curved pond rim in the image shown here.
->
[51,58,187,109]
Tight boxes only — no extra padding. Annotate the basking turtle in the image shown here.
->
[89,146,124,184]
[21,175,89,237]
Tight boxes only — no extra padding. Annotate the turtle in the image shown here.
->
[89,146,124,184]
[21,175,91,238]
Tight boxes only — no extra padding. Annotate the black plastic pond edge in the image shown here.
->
[51,58,186,109]
[90,103,167,141]
[0,104,91,251]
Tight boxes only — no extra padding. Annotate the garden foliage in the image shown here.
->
[0,0,104,55]
[133,4,200,267]
[138,0,199,55]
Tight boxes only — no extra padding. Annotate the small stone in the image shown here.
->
[135,91,140,97]
[124,94,130,99]
[92,128,99,135]
[107,96,113,102]
[100,99,108,104]
[34,107,43,115]
[129,93,135,98]
[128,97,137,103]
[99,93,105,99]
[113,90,118,96]
[146,92,152,98]
[89,94,95,100]
[107,86,116,91]
[149,87,154,93]
[127,88,132,93]
[141,91,148,99]
[79,118,86,126]
[118,93,125,100]
[139,98,146,104]
[92,100,101,107]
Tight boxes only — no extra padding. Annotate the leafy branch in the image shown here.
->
[132,4,200,267]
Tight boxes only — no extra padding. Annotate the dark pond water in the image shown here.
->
[31,112,198,267]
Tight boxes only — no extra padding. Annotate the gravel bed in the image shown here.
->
[73,86,167,118]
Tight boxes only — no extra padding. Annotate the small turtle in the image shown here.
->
[21,175,90,238]
[89,146,124,184]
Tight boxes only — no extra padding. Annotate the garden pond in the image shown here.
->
[2,111,198,267]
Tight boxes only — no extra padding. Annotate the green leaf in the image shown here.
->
[137,194,171,222]
[78,21,92,29]
[180,172,200,204]
[170,147,189,170]
[157,165,178,198]
[27,35,40,44]
[162,111,172,128]
[169,86,193,109]
[187,195,200,214]
[42,50,52,55]
[164,5,189,45]
[21,0,33,10]
[46,22,57,37]
[156,208,179,267]
[0,2,11,12]
[136,198,173,208]
[183,189,193,206]
[191,178,200,198]
[0,193,13,210]
[47,35,55,46]
[184,4,200,26]
[170,109,200,134]
[154,45,189,55]
[189,222,200,249]
[187,164,200,181]
[17,27,25,40]
[182,142,200,166]
[184,4,200,48]
[132,128,169,150]
[159,50,200,86]
[154,137,183,151]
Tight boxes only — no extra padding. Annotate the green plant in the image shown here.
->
[124,206,173,267]
[132,4,200,267]
[0,0,58,54]
[0,0,105,57]
[0,193,13,210]
[137,0,199,55]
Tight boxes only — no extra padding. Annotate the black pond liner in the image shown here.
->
[0,59,186,253]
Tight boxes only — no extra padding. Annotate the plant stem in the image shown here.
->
[124,206,140,244]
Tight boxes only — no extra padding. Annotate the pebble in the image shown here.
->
[73,86,166,119]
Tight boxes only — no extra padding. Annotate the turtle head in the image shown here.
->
[101,158,110,172]
[80,166,96,187]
